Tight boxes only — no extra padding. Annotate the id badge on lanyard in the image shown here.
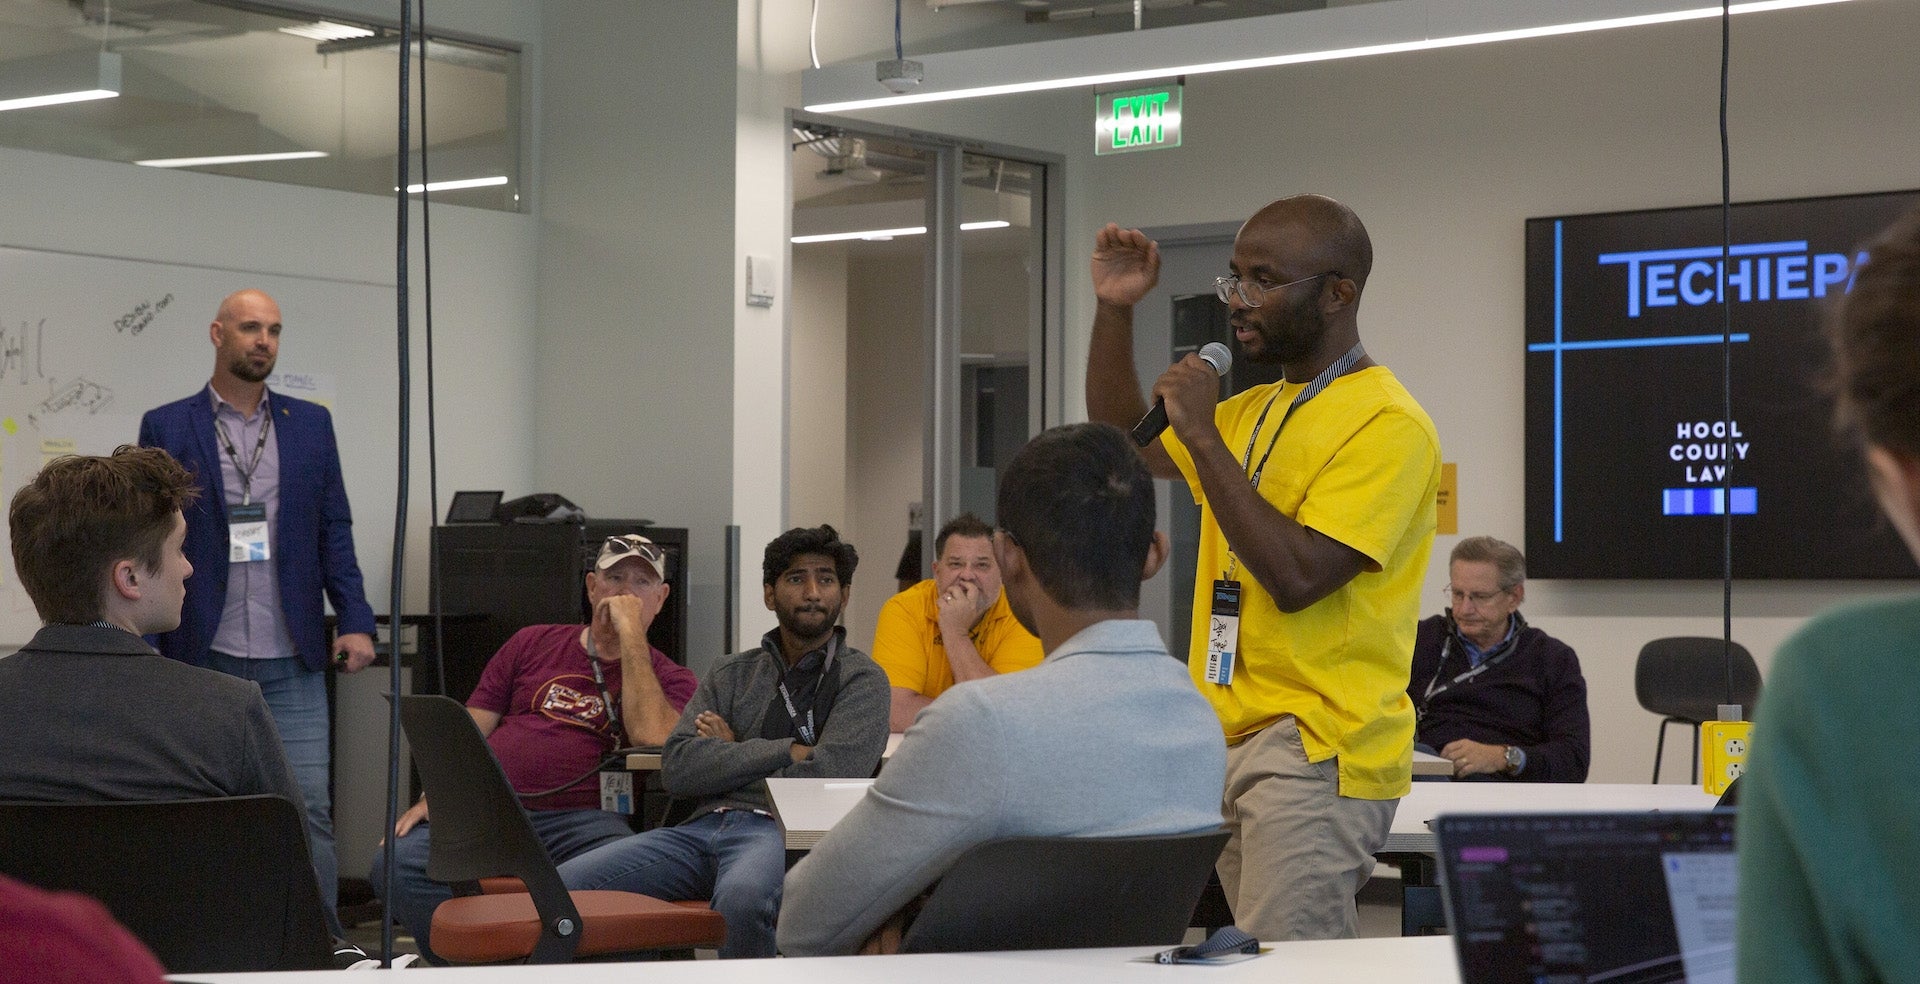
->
[1205,579,1241,685]
[228,502,270,563]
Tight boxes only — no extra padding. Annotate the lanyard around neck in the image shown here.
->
[214,405,273,506]
[1223,342,1366,582]
[1417,613,1525,717]
[778,633,837,747]
[588,654,623,741]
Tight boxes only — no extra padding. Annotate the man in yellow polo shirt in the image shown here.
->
[1086,194,1440,941]
[872,513,1044,732]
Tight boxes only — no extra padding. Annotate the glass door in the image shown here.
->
[787,117,1061,645]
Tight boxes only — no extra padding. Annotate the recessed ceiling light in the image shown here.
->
[136,150,328,168]
[401,175,511,194]
[803,0,1861,112]
[278,22,377,42]
[792,220,1011,244]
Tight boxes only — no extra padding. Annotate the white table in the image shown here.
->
[768,777,875,850]
[769,776,1717,857]
[169,936,1460,983]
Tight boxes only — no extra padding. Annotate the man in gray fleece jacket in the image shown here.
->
[779,422,1228,956]
[558,525,889,958]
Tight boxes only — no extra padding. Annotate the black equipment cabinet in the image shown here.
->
[432,521,690,702]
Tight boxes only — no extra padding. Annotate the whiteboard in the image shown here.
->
[0,245,399,645]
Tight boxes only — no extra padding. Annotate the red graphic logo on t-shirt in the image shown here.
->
[535,677,607,732]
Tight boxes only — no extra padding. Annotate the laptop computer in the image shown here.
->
[1435,810,1737,984]
[445,490,503,524]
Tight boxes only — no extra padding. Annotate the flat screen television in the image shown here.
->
[1523,189,1920,579]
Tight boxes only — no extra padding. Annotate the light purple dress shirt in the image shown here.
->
[208,386,297,661]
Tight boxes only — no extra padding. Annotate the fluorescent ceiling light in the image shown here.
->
[0,52,120,114]
[793,220,1010,244]
[402,175,511,194]
[136,150,328,168]
[802,0,1858,112]
[278,22,377,42]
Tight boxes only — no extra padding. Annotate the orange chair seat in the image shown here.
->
[431,890,726,964]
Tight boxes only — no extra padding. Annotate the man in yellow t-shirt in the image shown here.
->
[1086,195,1440,941]
[871,514,1044,732]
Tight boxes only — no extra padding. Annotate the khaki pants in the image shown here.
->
[1217,716,1397,941]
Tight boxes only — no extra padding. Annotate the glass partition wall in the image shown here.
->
[0,0,522,210]
[788,116,1062,645]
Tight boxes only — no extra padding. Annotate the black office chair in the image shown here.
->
[0,795,334,973]
[1635,637,1761,784]
[393,694,725,963]
[898,827,1230,954]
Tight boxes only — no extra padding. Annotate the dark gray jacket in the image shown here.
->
[660,629,889,816]
[0,624,303,806]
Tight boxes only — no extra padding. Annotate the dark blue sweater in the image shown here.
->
[1407,614,1591,782]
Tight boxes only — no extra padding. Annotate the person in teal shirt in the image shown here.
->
[1736,204,1920,983]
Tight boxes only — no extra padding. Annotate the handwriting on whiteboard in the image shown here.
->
[114,294,173,335]
[29,378,113,426]
[0,318,41,384]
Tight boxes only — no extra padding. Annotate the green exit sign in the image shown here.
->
[1096,84,1182,156]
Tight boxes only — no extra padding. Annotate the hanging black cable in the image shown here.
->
[378,0,413,967]
[1718,0,1737,707]
[416,0,446,702]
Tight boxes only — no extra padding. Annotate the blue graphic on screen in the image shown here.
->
[1662,488,1757,516]
[1530,221,1751,543]
[1522,190,1920,579]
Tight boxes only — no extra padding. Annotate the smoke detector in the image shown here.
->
[875,58,923,95]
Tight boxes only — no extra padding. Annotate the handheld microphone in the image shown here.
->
[1130,342,1232,448]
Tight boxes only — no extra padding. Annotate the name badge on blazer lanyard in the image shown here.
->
[229,502,270,563]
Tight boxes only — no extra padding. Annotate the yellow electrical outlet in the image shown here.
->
[1700,720,1753,797]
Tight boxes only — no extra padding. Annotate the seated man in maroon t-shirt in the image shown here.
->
[369,534,697,963]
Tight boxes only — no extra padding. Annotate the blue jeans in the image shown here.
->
[206,652,342,938]
[370,808,635,965]
[557,810,785,958]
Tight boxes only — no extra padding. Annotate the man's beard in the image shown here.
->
[1239,290,1326,366]
[778,602,842,641]
[228,355,274,383]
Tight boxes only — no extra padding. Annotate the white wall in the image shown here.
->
[533,3,744,673]
[827,0,1920,783]
[789,244,851,540]
[845,249,929,648]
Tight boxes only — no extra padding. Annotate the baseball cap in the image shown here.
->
[595,534,667,580]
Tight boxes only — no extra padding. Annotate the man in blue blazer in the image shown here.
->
[139,288,377,937]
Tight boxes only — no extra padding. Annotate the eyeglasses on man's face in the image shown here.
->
[1443,584,1511,608]
[1213,270,1339,308]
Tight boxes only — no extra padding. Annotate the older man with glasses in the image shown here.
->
[1086,194,1441,942]
[368,533,697,964]
[1409,536,1590,782]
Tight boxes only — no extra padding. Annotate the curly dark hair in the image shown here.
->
[762,524,859,586]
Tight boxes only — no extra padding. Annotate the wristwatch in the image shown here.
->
[1502,745,1526,776]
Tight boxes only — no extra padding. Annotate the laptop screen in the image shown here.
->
[446,490,503,524]
[1435,811,1736,984]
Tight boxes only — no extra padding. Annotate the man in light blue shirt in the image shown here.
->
[778,423,1227,956]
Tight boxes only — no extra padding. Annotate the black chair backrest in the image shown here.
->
[1634,636,1761,723]
[0,795,333,973]
[393,693,584,962]
[899,827,1230,954]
